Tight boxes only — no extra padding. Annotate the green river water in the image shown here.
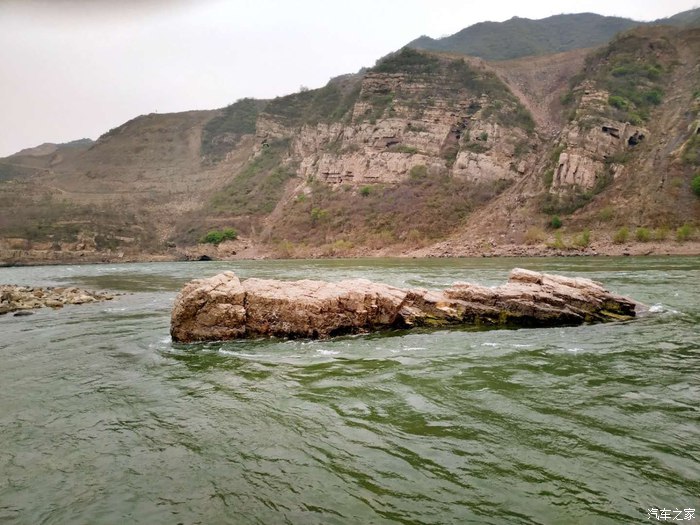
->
[0,257,698,524]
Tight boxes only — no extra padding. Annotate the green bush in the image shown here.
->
[550,145,566,163]
[682,135,699,165]
[360,186,372,197]
[608,95,628,110]
[374,47,440,75]
[310,208,328,224]
[464,141,489,154]
[550,215,562,229]
[201,228,237,245]
[635,227,651,242]
[653,226,669,241]
[392,145,419,154]
[548,232,566,250]
[409,164,428,179]
[692,174,700,196]
[543,169,554,187]
[573,229,591,248]
[676,224,693,242]
[613,226,629,244]
[598,207,614,221]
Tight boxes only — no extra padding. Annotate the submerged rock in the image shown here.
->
[170,268,640,343]
[0,285,113,315]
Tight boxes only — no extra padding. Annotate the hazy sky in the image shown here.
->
[1,0,698,156]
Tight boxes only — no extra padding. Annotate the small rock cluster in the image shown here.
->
[0,285,113,315]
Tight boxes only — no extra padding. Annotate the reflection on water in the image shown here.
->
[0,257,698,524]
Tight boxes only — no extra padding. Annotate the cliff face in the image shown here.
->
[281,68,532,187]
[1,26,699,263]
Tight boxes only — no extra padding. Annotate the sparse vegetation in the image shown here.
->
[409,164,428,179]
[635,227,651,242]
[598,206,614,221]
[265,80,361,127]
[542,168,554,187]
[585,32,675,123]
[573,229,591,248]
[442,145,459,167]
[613,226,629,244]
[374,47,441,75]
[676,224,693,242]
[211,140,296,216]
[547,232,567,250]
[653,226,669,241]
[268,169,503,248]
[524,227,546,245]
[201,98,266,161]
[464,141,490,154]
[550,215,562,229]
[541,190,592,215]
[391,145,419,154]
[692,174,700,196]
[550,144,566,164]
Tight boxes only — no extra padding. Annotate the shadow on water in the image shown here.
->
[55,273,186,293]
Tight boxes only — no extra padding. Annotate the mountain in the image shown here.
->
[661,7,700,27]
[407,9,700,60]
[408,13,639,60]
[1,23,699,263]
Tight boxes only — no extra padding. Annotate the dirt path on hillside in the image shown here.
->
[488,48,590,136]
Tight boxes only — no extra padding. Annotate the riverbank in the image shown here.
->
[1,239,699,266]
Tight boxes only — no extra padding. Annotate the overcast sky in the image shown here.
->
[1,0,698,156]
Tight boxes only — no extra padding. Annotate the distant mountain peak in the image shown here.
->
[407,10,699,60]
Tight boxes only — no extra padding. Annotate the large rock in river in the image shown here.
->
[170,269,640,343]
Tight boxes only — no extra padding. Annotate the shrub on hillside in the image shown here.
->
[676,224,693,242]
[573,229,591,248]
[613,226,629,244]
[692,174,700,196]
[635,227,651,242]
[201,228,237,245]
[524,227,546,245]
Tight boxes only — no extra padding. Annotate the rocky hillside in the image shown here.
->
[1,24,699,263]
[418,26,700,256]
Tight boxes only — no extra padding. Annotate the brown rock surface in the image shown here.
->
[0,285,113,315]
[170,268,640,343]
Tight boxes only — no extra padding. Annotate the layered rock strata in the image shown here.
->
[170,268,639,342]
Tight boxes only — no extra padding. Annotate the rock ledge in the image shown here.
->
[0,285,113,315]
[170,268,640,343]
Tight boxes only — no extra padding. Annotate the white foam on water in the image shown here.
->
[316,349,340,356]
[648,303,680,315]
[482,342,499,347]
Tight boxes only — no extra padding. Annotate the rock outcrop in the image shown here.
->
[551,84,649,192]
[0,285,113,315]
[170,268,639,342]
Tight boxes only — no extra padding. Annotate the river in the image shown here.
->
[0,257,698,524]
